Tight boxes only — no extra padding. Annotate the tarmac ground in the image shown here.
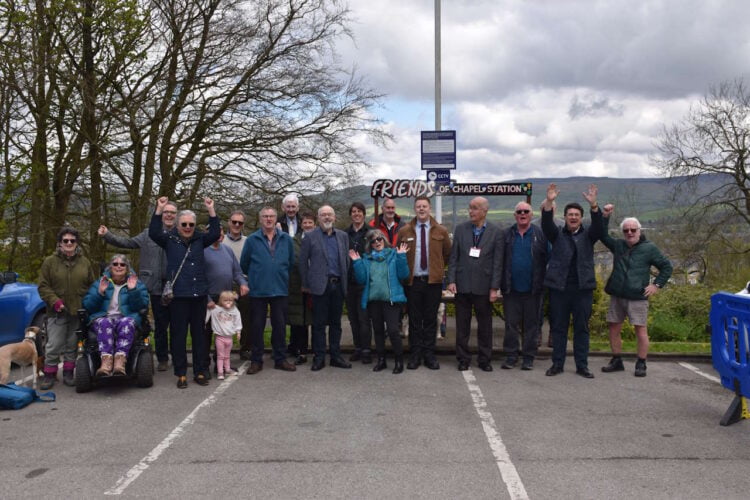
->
[1,315,746,499]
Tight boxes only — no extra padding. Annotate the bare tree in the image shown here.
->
[656,79,750,235]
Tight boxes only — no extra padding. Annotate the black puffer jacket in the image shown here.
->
[541,208,603,291]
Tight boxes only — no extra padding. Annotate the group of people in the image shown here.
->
[35,183,672,390]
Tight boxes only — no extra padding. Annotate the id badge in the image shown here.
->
[469,247,481,258]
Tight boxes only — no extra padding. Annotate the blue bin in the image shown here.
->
[710,292,750,398]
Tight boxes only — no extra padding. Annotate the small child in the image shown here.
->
[206,291,242,380]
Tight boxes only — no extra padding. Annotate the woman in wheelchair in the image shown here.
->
[82,255,149,376]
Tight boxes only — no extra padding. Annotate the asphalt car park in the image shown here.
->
[2,355,749,499]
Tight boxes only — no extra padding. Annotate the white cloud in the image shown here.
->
[341,0,750,182]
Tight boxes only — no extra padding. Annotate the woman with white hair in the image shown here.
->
[600,205,673,377]
[82,254,149,376]
[149,196,220,388]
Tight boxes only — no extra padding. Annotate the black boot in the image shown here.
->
[373,357,387,372]
[392,356,404,374]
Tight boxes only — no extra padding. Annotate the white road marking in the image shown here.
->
[104,361,249,496]
[679,362,721,384]
[462,370,529,500]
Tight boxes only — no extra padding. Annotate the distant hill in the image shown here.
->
[333,174,727,228]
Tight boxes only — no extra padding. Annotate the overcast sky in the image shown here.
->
[338,0,750,184]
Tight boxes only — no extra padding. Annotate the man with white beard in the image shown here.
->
[299,205,352,371]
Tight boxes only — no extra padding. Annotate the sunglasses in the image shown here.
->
[181,222,195,228]
[62,238,76,244]
[111,262,127,267]
[371,236,385,243]
[515,209,530,215]
[230,220,244,225]
[623,228,639,234]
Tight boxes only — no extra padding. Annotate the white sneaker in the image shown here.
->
[218,375,225,380]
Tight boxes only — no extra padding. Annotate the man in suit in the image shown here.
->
[447,196,502,372]
[278,193,304,358]
[299,205,352,371]
[397,196,451,370]
[280,193,302,238]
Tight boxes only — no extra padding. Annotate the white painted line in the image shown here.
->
[679,362,721,384]
[104,361,249,496]
[462,370,529,500]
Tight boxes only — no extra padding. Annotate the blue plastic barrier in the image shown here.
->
[710,292,750,425]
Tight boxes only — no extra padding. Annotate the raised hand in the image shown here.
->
[396,242,408,254]
[348,249,360,260]
[204,197,216,217]
[97,225,108,236]
[127,274,138,290]
[98,277,109,295]
[156,196,169,210]
[546,183,559,203]
[582,184,598,207]
[602,203,614,218]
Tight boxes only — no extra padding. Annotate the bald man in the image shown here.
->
[447,197,503,372]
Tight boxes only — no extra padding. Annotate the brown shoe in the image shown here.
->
[97,354,113,376]
[274,360,296,372]
[113,352,127,376]
[246,362,263,375]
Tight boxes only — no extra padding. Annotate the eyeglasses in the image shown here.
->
[623,228,639,234]
[371,236,385,243]
[515,209,530,215]
[111,262,127,267]
[181,222,195,228]
[163,210,177,215]
[230,220,244,225]
[62,238,76,244]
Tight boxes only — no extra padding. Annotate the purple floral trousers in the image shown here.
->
[91,316,136,355]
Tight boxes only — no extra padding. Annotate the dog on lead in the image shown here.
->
[0,326,41,388]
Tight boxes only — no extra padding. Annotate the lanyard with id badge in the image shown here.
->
[470,225,485,258]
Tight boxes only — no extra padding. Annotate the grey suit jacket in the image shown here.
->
[299,227,349,296]
[447,220,502,295]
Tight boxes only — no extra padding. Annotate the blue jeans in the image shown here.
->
[311,281,344,361]
[549,288,593,369]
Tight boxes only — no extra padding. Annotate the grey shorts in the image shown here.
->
[607,296,649,326]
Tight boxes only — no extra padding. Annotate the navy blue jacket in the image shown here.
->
[541,208,602,291]
[149,213,220,297]
[499,223,548,296]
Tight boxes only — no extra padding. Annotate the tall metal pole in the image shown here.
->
[434,0,443,223]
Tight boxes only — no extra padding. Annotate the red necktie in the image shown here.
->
[420,224,427,271]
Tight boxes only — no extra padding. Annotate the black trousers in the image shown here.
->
[502,292,543,361]
[237,293,252,353]
[249,296,288,364]
[407,279,442,361]
[368,301,403,357]
[454,293,493,365]
[168,296,208,377]
[150,294,171,362]
[346,284,371,353]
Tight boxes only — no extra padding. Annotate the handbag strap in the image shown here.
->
[171,245,191,282]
